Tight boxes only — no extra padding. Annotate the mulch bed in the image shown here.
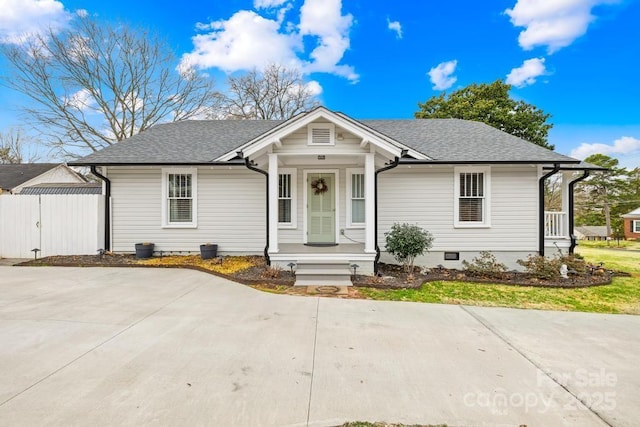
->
[353,263,617,289]
[20,255,617,289]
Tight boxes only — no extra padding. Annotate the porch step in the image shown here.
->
[294,261,353,286]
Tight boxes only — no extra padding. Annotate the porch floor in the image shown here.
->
[277,243,365,254]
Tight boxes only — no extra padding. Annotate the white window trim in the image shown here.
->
[454,166,491,228]
[346,168,365,228]
[308,123,335,146]
[162,167,197,228]
[633,220,640,233]
[278,168,297,229]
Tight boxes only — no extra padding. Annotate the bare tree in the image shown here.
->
[1,17,219,157]
[218,64,320,120]
[0,128,39,164]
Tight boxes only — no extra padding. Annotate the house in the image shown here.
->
[72,107,599,283]
[574,226,609,241]
[0,163,87,195]
[622,208,640,240]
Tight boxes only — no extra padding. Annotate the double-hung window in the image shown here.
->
[162,168,197,227]
[633,220,640,233]
[347,169,365,227]
[454,166,490,227]
[278,168,297,228]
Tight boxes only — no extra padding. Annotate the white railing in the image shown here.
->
[544,211,566,238]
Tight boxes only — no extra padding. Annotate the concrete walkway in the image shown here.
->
[0,266,638,427]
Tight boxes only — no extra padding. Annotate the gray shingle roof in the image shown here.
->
[574,226,609,237]
[0,163,59,190]
[75,120,282,164]
[20,182,102,195]
[363,119,575,163]
[73,117,577,165]
[622,207,640,218]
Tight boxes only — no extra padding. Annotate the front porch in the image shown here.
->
[270,243,375,286]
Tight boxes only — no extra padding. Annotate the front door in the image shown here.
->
[307,172,335,244]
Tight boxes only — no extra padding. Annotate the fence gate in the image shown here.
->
[0,194,105,258]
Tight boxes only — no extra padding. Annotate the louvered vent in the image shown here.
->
[312,127,332,144]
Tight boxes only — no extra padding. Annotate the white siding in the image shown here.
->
[378,165,539,267]
[109,167,265,254]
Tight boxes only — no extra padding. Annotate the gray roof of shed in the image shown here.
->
[20,182,102,195]
[0,163,60,190]
[73,117,578,165]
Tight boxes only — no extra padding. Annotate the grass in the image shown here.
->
[577,239,640,250]
[358,246,640,314]
[137,255,261,275]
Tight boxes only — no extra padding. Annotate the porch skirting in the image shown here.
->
[270,243,375,275]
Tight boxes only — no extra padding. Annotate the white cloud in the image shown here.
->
[428,60,457,91]
[299,0,357,81]
[570,136,640,159]
[506,57,547,87]
[387,18,402,39]
[180,10,302,73]
[254,0,288,8]
[62,88,96,112]
[505,0,618,53]
[181,0,358,82]
[305,80,322,96]
[0,0,72,44]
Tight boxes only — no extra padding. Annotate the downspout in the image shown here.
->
[538,163,560,256]
[244,157,270,266]
[568,170,590,254]
[374,153,403,273]
[90,165,111,251]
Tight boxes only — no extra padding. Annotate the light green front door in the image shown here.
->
[307,173,335,244]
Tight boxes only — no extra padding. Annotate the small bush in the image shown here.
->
[261,265,282,279]
[462,251,507,278]
[384,223,434,273]
[517,254,590,280]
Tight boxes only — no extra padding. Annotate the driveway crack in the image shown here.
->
[459,305,613,427]
[0,283,204,408]
[306,297,320,427]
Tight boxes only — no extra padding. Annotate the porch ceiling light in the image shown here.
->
[317,155,326,160]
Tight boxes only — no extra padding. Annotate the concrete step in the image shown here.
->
[295,276,353,287]
[294,261,353,286]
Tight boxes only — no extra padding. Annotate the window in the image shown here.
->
[308,123,335,145]
[347,169,365,227]
[454,166,490,227]
[278,169,297,228]
[162,168,197,227]
[633,220,640,233]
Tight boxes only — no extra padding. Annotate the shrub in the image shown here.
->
[462,251,507,278]
[517,253,590,280]
[384,223,434,273]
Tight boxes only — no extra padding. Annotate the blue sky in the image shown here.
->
[1,0,639,167]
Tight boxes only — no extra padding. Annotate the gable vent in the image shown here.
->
[312,127,331,144]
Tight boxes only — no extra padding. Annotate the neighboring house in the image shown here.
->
[72,107,600,280]
[574,226,609,241]
[0,164,87,195]
[622,208,640,240]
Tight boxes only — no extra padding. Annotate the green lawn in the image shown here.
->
[358,246,640,314]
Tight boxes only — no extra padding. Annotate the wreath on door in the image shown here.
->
[311,177,328,195]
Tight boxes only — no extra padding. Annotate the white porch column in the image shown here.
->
[364,153,375,253]
[268,154,279,253]
[561,171,573,238]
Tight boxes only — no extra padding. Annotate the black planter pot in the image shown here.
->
[135,243,154,259]
[200,244,218,259]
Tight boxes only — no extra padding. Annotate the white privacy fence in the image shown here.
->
[0,195,105,258]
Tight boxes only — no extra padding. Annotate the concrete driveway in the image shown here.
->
[0,267,638,427]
